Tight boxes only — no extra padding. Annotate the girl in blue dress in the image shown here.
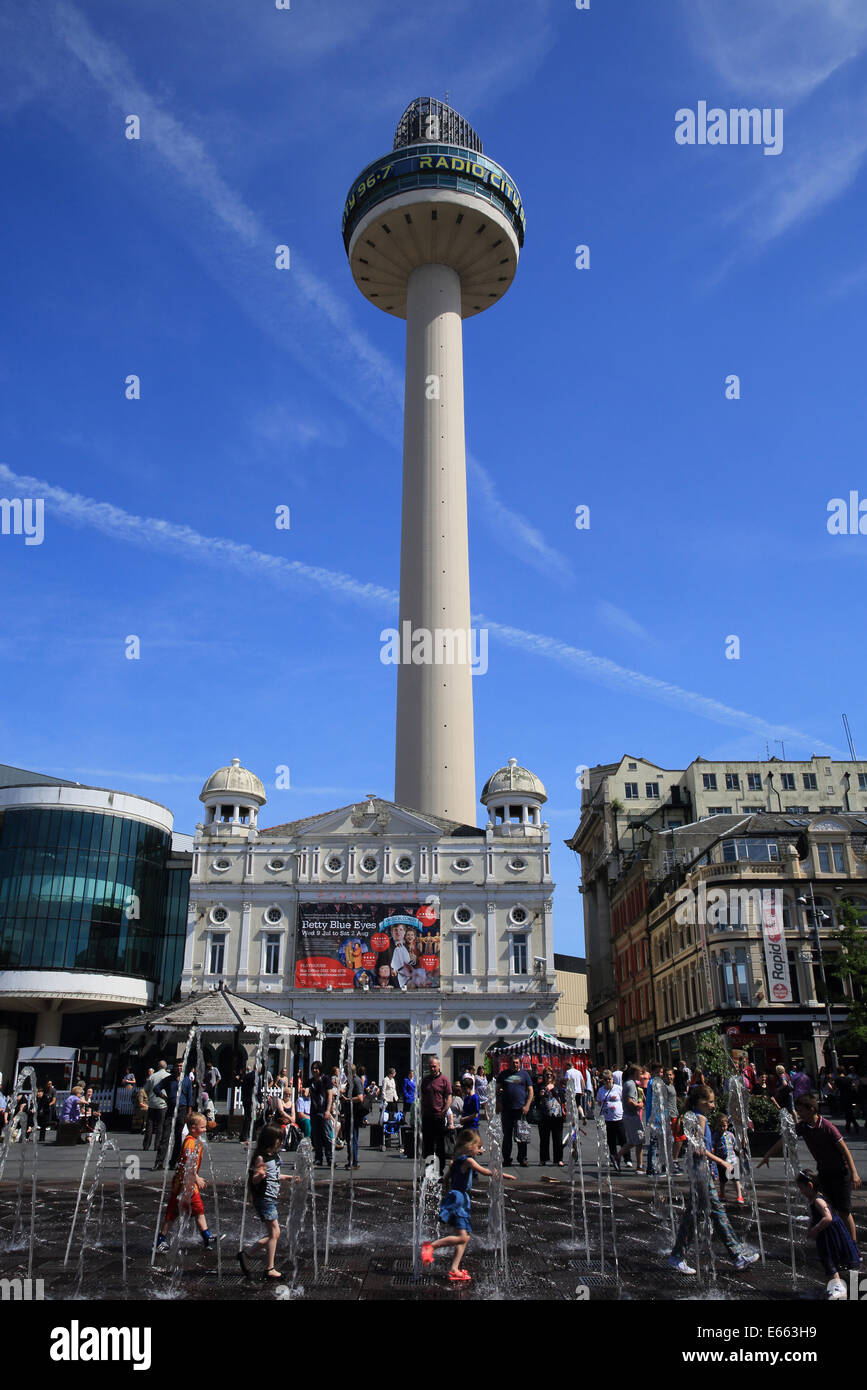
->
[421,1128,516,1283]
[797,1168,861,1299]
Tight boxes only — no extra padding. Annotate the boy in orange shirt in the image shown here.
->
[156,1112,218,1252]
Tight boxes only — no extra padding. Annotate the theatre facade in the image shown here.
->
[182,758,559,1080]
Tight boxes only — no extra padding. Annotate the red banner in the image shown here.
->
[295,901,441,990]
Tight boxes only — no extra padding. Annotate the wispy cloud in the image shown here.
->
[828,260,867,297]
[479,617,834,752]
[6,462,829,752]
[39,4,572,584]
[53,768,207,786]
[596,600,657,645]
[0,464,399,609]
[467,455,573,584]
[684,0,867,257]
[719,98,867,251]
[685,0,867,103]
[250,403,344,454]
[52,766,360,799]
[49,2,402,419]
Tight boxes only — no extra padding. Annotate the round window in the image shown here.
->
[453,858,471,871]
[268,858,285,871]
[396,855,412,872]
[456,1016,471,1031]
[265,906,283,924]
[525,1016,539,1030]
[511,907,528,925]
[494,1015,509,1031]
[211,906,228,924]
[455,906,473,925]
[361,856,377,872]
[508,857,526,871]
[326,856,342,872]
[214,859,230,871]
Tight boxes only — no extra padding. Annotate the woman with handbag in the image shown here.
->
[537,1067,567,1166]
[617,1064,645,1171]
[597,1069,626,1172]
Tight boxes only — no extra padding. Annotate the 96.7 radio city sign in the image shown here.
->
[342,148,526,246]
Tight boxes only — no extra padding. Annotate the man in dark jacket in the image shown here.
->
[308,1062,334,1165]
[839,1068,861,1135]
[155,1059,186,1169]
[241,1064,260,1143]
[420,1056,452,1169]
[496,1057,534,1167]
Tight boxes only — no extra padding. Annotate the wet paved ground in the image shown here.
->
[1,1128,864,1301]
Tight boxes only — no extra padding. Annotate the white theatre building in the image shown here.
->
[181,758,558,1080]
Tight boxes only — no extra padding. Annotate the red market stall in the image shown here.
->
[486,1029,590,1079]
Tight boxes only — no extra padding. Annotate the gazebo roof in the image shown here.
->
[487,1028,576,1056]
[105,987,314,1038]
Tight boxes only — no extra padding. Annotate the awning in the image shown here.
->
[16,1045,77,1065]
[486,1028,581,1056]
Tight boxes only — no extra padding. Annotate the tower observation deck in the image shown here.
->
[343,99,525,826]
[342,97,525,319]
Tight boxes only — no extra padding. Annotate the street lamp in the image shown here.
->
[797,883,839,1072]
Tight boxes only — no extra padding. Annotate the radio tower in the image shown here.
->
[342,98,525,825]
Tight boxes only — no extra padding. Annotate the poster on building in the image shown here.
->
[761,890,793,1004]
[295,901,440,990]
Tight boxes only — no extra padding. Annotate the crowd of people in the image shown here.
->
[0,1076,105,1144]
[2,1049,864,1293]
[416,1053,864,1292]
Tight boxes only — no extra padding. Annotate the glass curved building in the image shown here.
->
[0,765,191,1079]
[0,808,170,976]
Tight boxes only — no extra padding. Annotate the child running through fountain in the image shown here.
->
[238,1123,295,1282]
[421,1127,516,1283]
[796,1168,861,1299]
[156,1112,218,1253]
[757,1091,861,1248]
[714,1115,744,1205]
[666,1085,759,1276]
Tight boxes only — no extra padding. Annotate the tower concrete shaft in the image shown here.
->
[395,263,475,824]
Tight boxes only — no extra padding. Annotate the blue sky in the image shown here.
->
[1,0,866,954]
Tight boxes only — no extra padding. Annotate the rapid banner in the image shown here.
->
[761,890,793,1003]
[295,901,440,991]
